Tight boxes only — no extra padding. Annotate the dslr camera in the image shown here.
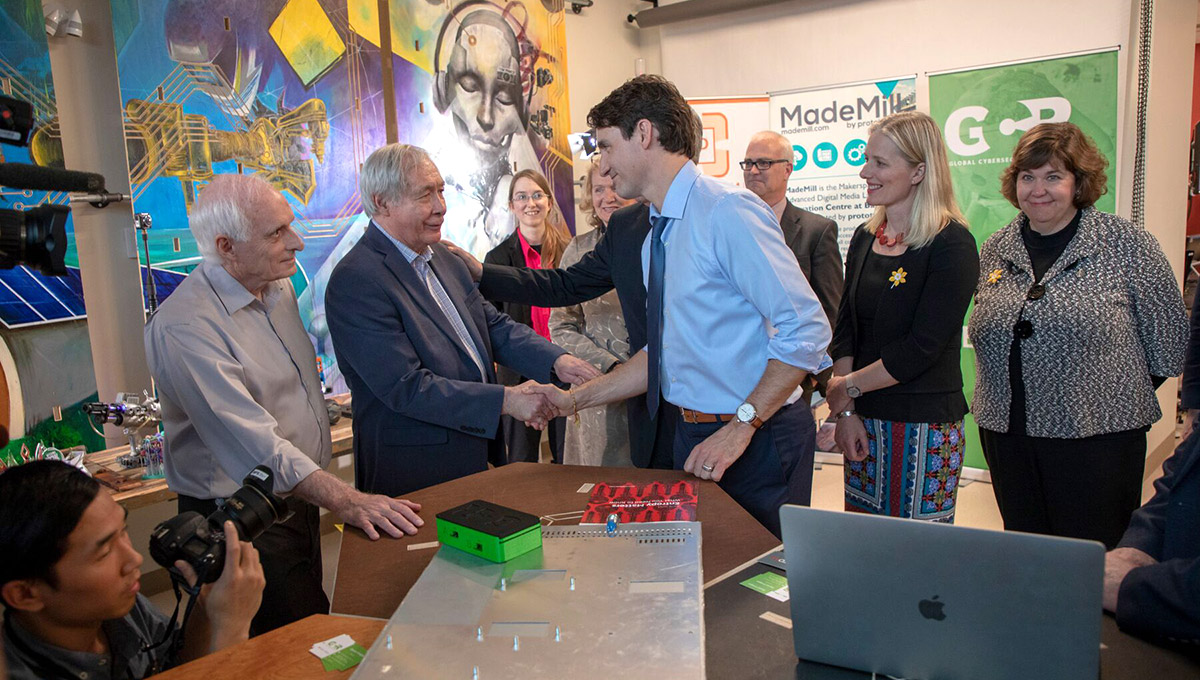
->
[149,465,291,583]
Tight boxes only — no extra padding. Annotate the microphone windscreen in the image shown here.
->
[0,162,105,193]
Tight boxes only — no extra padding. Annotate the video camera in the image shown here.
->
[149,465,291,583]
[0,93,114,276]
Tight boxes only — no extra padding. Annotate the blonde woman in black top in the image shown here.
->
[826,111,978,522]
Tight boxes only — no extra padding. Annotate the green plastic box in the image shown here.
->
[435,500,542,563]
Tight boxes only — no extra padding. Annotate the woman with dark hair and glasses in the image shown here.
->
[485,169,574,464]
[969,122,1188,549]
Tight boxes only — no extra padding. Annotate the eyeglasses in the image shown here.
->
[739,159,791,171]
[512,191,547,203]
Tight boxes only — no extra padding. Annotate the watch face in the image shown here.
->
[737,403,756,421]
[847,386,862,398]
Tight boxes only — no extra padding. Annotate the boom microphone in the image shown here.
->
[0,162,106,193]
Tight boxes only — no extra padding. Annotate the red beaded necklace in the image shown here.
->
[875,222,905,248]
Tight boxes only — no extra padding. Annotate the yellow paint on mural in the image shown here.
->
[347,0,440,74]
[269,0,347,86]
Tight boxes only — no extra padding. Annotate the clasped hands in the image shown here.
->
[502,354,600,429]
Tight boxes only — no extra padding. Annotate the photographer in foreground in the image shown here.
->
[1,461,264,679]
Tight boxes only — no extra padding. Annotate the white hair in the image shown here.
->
[189,174,283,262]
[359,144,434,217]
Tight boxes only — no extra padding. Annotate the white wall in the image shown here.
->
[653,0,1194,464]
[563,2,661,232]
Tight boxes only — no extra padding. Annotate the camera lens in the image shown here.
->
[0,204,68,276]
[149,465,289,583]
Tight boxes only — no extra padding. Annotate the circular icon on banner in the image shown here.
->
[792,144,807,171]
[844,139,866,166]
[813,142,838,169]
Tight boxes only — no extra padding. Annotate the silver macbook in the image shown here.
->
[780,505,1105,680]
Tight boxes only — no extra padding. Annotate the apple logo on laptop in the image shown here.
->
[918,595,947,621]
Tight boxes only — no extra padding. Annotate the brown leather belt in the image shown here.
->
[679,407,735,424]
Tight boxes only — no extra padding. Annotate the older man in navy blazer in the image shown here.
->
[325,144,598,497]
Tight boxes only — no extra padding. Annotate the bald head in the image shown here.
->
[743,131,794,206]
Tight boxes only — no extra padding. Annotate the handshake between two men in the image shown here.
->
[501,354,602,429]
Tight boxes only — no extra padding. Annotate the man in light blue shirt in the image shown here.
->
[537,76,831,536]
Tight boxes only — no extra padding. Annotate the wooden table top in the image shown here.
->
[330,462,779,619]
[153,614,384,679]
[87,420,354,510]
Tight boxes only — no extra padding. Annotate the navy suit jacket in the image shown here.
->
[1116,432,1200,644]
[477,203,670,468]
[325,224,564,497]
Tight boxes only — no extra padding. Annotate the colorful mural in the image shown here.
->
[105,0,574,392]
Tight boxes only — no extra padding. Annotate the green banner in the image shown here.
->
[929,50,1119,469]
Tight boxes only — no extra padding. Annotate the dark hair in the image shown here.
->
[587,75,699,159]
[0,461,100,596]
[1000,122,1109,210]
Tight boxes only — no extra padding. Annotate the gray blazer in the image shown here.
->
[781,201,842,329]
[968,207,1188,438]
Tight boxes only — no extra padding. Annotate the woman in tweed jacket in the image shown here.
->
[969,122,1187,549]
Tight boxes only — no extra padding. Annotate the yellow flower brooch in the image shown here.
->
[986,268,1003,285]
[889,267,907,288]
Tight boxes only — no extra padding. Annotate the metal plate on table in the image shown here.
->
[351,521,704,679]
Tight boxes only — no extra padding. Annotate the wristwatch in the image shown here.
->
[736,401,764,429]
[845,375,862,399]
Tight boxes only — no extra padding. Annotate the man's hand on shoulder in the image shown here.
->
[553,354,602,385]
[1103,546,1158,613]
[441,239,483,281]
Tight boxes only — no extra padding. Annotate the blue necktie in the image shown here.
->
[646,215,669,416]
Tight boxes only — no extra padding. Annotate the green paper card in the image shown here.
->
[740,571,789,602]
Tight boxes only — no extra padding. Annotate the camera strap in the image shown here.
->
[141,569,203,664]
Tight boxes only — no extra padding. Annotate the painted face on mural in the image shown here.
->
[859,133,924,210]
[446,21,525,161]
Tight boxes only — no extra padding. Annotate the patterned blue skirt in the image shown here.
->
[844,419,964,523]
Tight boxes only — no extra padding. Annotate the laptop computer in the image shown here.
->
[780,505,1105,680]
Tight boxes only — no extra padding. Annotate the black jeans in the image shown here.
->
[177,494,329,636]
[979,427,1147,549]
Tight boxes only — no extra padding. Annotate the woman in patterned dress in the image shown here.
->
[969,123,1187,548]
[826,111,978,522]
[549,159,638,466]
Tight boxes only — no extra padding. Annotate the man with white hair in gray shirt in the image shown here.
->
[145,173,424,635]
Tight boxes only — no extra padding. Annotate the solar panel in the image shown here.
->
[0,265,186,329]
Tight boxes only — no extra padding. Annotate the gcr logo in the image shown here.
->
[844,139,866,166]
[792,145,807,171]
[944,97,1071,157]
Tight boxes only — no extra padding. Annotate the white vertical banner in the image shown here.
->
[769,77,917,259]
[687,96,770,187]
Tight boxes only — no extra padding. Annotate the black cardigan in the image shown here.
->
[830,221,979,423]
